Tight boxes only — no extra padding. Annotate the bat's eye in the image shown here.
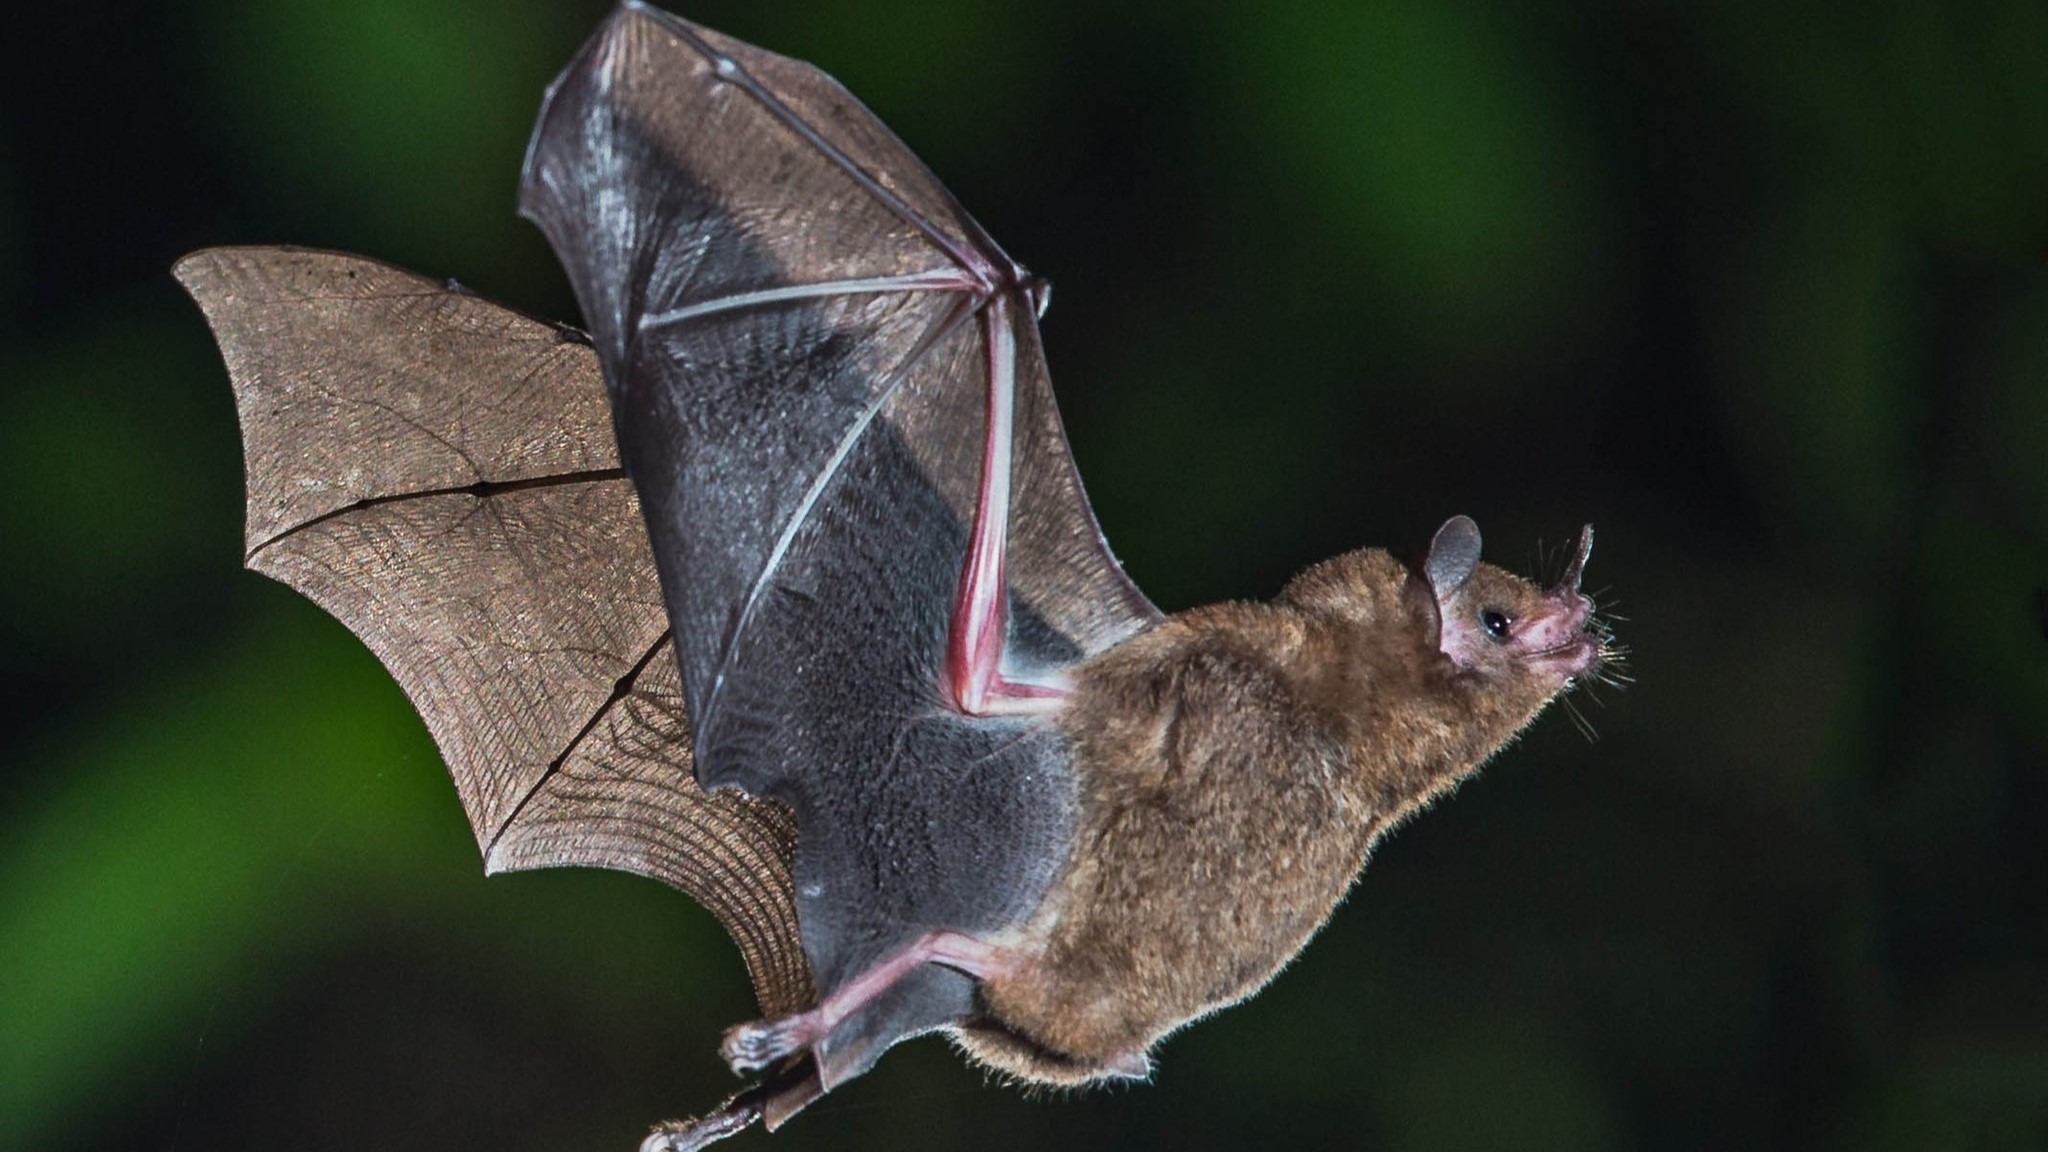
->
[1480,609,1513,642]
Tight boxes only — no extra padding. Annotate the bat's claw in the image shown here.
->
[721,1014,814,1075]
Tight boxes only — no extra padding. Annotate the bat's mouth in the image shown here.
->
[1526,624,1606,680]
[1521,595,1603,675]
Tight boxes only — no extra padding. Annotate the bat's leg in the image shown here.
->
[946,294,1069,717]
[721,930,1013,1074]
[640,1057,820,1151]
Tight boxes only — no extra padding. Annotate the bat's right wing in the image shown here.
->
[176,246,814,1017]
[517,3,1165,1088]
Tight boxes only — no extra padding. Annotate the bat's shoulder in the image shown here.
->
[1065,600,1322,734]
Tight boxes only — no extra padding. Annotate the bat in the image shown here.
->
[176,3,1615,1148]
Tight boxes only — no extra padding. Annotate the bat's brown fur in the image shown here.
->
[956,547,1600,1083]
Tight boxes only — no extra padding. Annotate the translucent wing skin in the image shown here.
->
[519,3,1160,1084]
[175,246,813,1017]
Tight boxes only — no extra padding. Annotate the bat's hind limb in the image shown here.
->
[721,930,1017,1074]
[641,1057,821,1152]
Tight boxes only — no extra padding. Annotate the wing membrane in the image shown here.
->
[519,2,1157,747]
[176,246,811,1013]
[490,650,812,1016]
[519,3,1158,1084]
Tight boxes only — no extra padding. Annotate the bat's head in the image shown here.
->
[1274,515,1617,745]
[1419,516,1610,710]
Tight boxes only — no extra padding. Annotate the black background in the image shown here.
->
[3,1,2045,1149]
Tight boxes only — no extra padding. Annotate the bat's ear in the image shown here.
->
[1424,515,1483,599]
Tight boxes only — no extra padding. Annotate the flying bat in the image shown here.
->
[176,3,1614,1148]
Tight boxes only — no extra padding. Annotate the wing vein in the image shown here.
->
[701,294,979,731]
[246,468,627,560]
[639,269,978,334]
[484,627,676,857]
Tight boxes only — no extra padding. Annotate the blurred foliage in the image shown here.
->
[2,0,2044,1150]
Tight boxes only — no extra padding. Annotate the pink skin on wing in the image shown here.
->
[944,292,1070,716]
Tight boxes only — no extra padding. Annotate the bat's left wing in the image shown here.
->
[176,247,812,1018]
[520,1,1160,1089]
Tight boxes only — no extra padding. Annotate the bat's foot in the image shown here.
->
[641,1057,822,1151]
[721,1014,818,1075]
[718,931,1014,1076]
[639,1099,759,1152]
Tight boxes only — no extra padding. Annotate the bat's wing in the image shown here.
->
[176,246,813,1017]
[520,3,1160,1085]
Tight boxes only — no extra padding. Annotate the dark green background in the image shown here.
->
[4,0,2046,1148]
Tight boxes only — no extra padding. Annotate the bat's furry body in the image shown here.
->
[967,548,1603,1083]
